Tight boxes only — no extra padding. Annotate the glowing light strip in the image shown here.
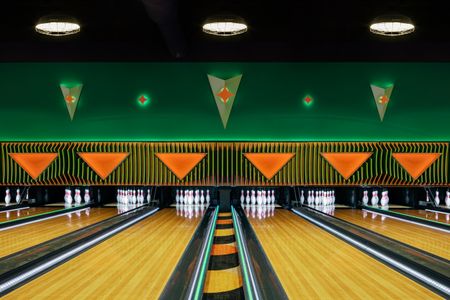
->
[232,206,259,300]
[0,208,158,295]
[0,206,30,214]
[190,206,218,300]
[0,208,90,231]
[362,209,449,233]
[292,209,450,296]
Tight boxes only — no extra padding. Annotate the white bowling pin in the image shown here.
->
[300,190,305,205]
[176,190,180,203]
[4,188,11,205]
[246,190,250,205]
[200,190,205,205]
[147,189,151,203]
[370,191,378,206]
[256,191,262,206]
[194,190,200,205]
[15,189,21,204]
[434,191,440,206]
[240,190,245,205]
[84,189,90,203]
[206,190,210,204]
[251,190,256,205]
[362,190,369,205]
[445,191,450,207]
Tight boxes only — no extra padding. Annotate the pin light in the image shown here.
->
[137,94,150,107]
[303,95,314,106]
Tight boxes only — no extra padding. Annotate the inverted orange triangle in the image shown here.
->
[155,153,207,180]
[321,152,373,180]
[392,153,441,180]
[244,153,295,180]
[78,152,130,180]
[9,153,58,180]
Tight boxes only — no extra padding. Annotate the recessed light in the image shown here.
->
[370,15,414,36]
[35,15,80,36]
[202,16,247,36]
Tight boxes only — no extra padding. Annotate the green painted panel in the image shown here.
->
[0,62,448,141]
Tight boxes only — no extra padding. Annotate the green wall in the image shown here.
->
[0,62,449,141]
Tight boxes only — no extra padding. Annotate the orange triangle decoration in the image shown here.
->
[78,152,130,180]
[392,153,441,180]
[244,153,295,180]
[321,152,373,180]
[9,153,58,180]
[155,153,207,180]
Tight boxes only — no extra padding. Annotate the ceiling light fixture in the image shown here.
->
[35,15,80,36]
[202,15,247,36]
[370,15,414,36]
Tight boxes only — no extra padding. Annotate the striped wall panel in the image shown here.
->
[0,142,448,186]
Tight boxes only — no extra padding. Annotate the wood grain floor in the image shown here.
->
[0,207,59,223]
[391,209,450,224]
[0,208,117,258]
[4,209,201,300]
[334,209,450,260]
[249,209,440,299]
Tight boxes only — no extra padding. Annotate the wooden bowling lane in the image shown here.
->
[391,209,450,224]
[4,209,201,299]
[248,209,439,299]
[0,207,60,223]
[333,209,450,260]
[0,208,117,259]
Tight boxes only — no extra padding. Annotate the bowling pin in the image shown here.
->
[435,191,440,206]
[15,189,21,204]
[445,190,450,207]
[5,188,11,205]
[206,190,210,204]
[194,190,200,205]
[200,190,205,205]
[176,190,180,203]
[179,190,184,204]
[300,190,305,205]
[246,190,250,205]
[251,190,256,205]
[84,189,90,204]
[240,190,245,205]
[256,190,262,206]
[147,189,151,203]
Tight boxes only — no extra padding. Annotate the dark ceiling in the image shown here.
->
[1,0,450,62]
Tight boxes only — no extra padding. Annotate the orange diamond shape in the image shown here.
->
[65,95,76,103]
[217,86,233,104]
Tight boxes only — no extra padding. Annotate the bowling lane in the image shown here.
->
[391,209,450,224]
[0,207,61,223]
[333,209,450,260]
[0,208,117,258]
[5,209,202,299]
[249,209,438,299]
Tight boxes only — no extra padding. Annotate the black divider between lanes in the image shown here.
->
[0,205,158,296]
[292,207,450,298]
[233,205,288,300]
[160,206,218,300]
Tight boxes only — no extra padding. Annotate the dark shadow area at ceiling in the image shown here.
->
[1,0,450,62]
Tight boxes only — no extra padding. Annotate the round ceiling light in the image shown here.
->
[35,15,80,36]
[370,15,414,36]
[202,16,247,36]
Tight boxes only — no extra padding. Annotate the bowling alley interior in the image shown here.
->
[0,1,449,299]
